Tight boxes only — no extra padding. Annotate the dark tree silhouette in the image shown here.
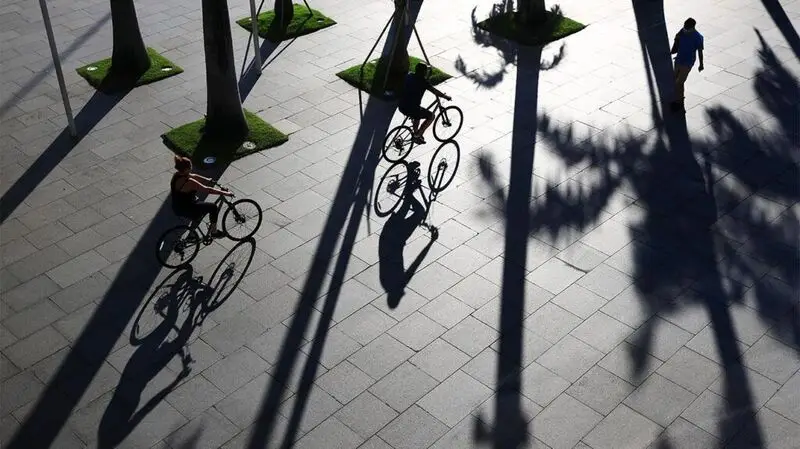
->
[274,0,294,29]
[202,0,249,141]
[519,0,546,24]
[109,0,150,78]
[374,0,418,93]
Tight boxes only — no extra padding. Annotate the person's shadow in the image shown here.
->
[378,161,439,308]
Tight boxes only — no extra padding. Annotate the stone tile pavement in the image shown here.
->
[1,0,799,447]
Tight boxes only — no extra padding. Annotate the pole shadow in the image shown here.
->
[1,89,129,224]
[97,239,256,448]
[760,0,800,59]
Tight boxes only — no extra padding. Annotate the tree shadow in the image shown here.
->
[378,160,439,309]
[238,36,288,102]
[97,239,256,448]
[6,161,233,449]
[760,0,800,59]
[1,89,129,224]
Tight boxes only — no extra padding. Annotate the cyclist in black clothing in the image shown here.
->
[170,156,233,238]
[398,63,451,144]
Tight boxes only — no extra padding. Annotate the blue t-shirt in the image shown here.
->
[400,73,427,110]
[675,30,703,66]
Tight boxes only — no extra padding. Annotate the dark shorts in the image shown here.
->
[173,201,218,223]
[399,105,433,121]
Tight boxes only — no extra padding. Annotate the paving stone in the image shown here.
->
[201,310,268,356]
[7,244,72,283]
[407,262,463,301]
[520,362,571,407]
[567,365,635,415]
[600,285,657,328]
[656,347,722,395]
[410,338,470,382]
[684,324,749,365]
[165,374,225,421]
[556,241,608,272]
[580,218,634,256]
[387,312,446,351]
[4,325,68,369]
[295,416,363,449]
[584,404,662,449]
[447,273,501,308]
[348,334,413,380]
[335,304,397,346]
[214,372,271,427]
[165,408,239,449]
[646,417,718,449]
[438,244,492,277]
[201,347,269,394]
[599,341,663,386]
[527,258,586,295]
[49,272,110,313]
[0,370,44,414]
[419,293,473,328]
[524,302,582,343]
[300,327,361,370]
[709,365,781,410]
[2,274,61,312]
[335,391,397,440]
[316,360,374,404]
[742,335,800,384]
[441,316,497,356]
[369,362,438,412]
[571,311,634,353]
[727,407,800,449]
[46,249,109,288]
[278,386,343,435]
[3,299,65,339]
[551,283,607,319]
[625,374,697,427]
[536,335,603,383]
[491,328,554,369]
[418,370,492,427]
[627,316,694,362]
[765,370,800,424]
[679,389,749,441]
[576,263,632,300]
[378,405,448,449]
[531,394,602,449]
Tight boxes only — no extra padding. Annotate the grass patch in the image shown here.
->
[336,56,451,96]
[478,10,585,46]
[76,47,183,92]
[237,4,336,41]
[162,110,288,165]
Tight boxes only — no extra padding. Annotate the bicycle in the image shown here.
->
[374,140,461,218]
[383,96,464,163]
[155,185,263,268]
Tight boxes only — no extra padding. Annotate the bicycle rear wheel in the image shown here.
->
[428,140,461,193]
[374,162,409,217]
[156,225,200,268]
[433,106,464,142]
[383,125,416,162]
[222,199,263,240]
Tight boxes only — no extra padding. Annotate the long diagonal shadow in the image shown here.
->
[0,12,111,118]
[246,3,423,446]
[1,90,129,224]
[6,164,229,449]
[632,2,765,446]
[760,0,800,59]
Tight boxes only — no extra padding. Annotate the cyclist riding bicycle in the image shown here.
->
[398,63,451,145]
[170,156,233,238]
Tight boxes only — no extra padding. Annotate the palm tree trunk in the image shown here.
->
[274,0,294,29]
[518,0,546,25]
[109,0,150,78]
[202,0,248,141]
[375,0,419,94]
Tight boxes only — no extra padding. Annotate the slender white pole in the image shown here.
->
[38,0,77,137]
[249,0,262,73]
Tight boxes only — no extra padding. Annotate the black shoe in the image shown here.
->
[412,135,426,145]
[210,230,226,239]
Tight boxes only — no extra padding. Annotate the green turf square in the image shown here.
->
[237,4,336,41]
[162,110,289,165]
[336,56,451,97]
[76,47,183,92]
[478,10,586,46]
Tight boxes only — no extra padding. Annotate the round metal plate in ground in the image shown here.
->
[203,157,216,165]
[161,67,173,72]
[242,141,256,150]
[86,66,98,71]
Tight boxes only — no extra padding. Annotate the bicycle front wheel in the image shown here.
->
[433,106,464,142]
[222,199,263,240]
[374,162,409,217]
[383,125,416,162]
[428,140,461,193]
[156,225,200,268]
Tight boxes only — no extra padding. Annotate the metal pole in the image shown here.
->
[38,0,76,137]
[249,0,262,72]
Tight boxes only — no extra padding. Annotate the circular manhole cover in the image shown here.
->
[242,141,256,150]
[203,156,217,165]
[86,66,98,72]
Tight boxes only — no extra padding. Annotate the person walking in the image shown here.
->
[671,18,705,112]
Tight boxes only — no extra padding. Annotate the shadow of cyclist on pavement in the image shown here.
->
[379,161,439,308]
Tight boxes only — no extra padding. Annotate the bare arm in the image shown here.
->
[186,178,231,196]
[188,173,213,183]
[426,84,451,100]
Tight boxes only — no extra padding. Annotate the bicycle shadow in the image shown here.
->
[96,238,256,448]
[378,160,440,308]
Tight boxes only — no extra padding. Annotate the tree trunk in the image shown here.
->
[375,0,419,95]
[274,0,294,29]
[109,0,150,78]
[202,0,248,141]
[518,0,546,25]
